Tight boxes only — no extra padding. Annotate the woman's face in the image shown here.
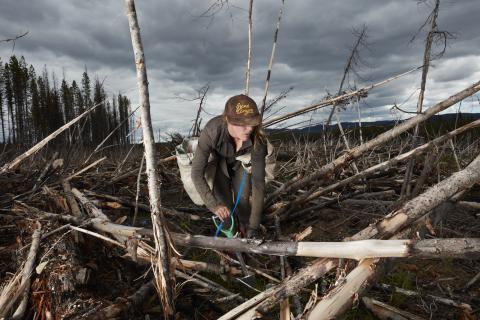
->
[227,122,254,142]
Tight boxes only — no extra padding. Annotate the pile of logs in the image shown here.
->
[0,80,479,319]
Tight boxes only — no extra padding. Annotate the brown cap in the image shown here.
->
[224,94,262,126]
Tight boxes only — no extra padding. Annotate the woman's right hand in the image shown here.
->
[214,206,230,221]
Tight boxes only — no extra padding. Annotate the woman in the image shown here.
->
[191,94,267,238]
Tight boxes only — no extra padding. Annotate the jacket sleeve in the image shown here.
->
[191,130,223,213]
[248,141,267,230]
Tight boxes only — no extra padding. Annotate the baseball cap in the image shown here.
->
[224,94,262,126]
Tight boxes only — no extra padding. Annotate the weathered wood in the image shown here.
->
[0,104,100,174]
[267,81,480,203]
[83,189,202,220]
[244,0,253,95]
[222,259,338,320]
[125,1,174,316]
[175,270,246,303]
[307,258,380,319]
[260,0,284,116]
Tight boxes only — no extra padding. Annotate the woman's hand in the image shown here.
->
[214,206,230,221]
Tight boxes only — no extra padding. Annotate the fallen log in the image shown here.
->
[232,152,480,318]
[301,115,480,204]
[25,203,480,261]
[267,80,480,204]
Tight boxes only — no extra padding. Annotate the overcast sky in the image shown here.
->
[1,0,479,139]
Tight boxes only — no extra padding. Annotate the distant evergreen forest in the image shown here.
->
[0,55,133,145]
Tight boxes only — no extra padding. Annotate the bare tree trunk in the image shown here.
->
[401,0,440,199]
[260,0,285,116]
[245,0,253,95]
[125,1,174,316]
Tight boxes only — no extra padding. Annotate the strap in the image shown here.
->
[214,168,247,238]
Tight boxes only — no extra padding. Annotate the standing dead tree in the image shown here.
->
[190,84,210,137]
[401,0,453,199]
[245,0,253,95]
[260,0,285,116]
[124,0,174,317]
[325,25,369,127]
[326,25,370,177]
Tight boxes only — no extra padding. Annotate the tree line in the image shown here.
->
[0,55,134,146]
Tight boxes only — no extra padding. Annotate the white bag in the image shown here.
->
[176,137,276,205]
[176,137,216,205]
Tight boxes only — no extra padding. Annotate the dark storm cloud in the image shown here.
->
[1,0,479,136]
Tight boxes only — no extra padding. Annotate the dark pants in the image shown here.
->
[212,165,251,231]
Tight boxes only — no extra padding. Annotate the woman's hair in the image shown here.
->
[222,114,266,146]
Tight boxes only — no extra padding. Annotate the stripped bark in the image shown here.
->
[307,258,380,319]
[125,0,174,316]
